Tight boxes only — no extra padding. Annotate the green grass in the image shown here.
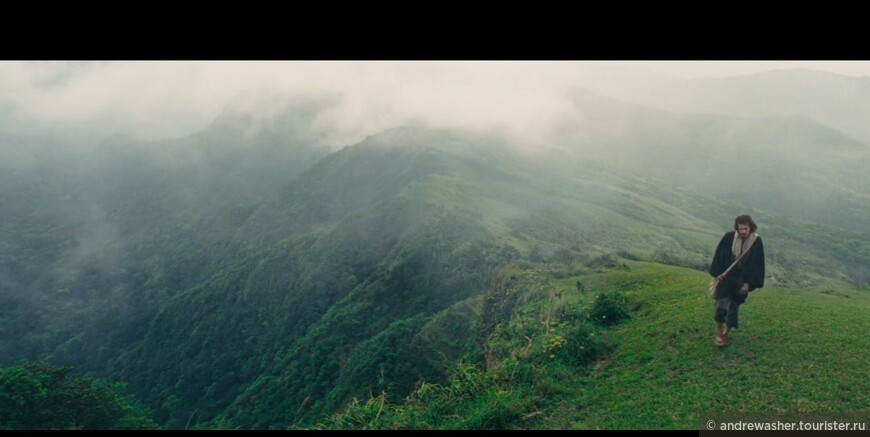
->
[540,262,870,429]
[322,260,870,430]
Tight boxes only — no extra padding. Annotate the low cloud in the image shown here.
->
[0,61,634,147]
[2,61,869,148]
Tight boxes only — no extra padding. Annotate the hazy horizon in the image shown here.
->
[2,60,869,147]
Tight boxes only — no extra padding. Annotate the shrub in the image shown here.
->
[588,292,630,326]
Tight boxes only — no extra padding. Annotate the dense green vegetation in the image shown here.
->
[0,362,156,430]
[317,261,870,429]
[2,85,869,429]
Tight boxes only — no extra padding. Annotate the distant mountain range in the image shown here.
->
[2,70,869,428]
[582,67,870,145]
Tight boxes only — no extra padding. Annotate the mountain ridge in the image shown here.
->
[2,88,870,428]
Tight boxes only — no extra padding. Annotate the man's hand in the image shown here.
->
[715,275,725,282]
[740,283,750,295]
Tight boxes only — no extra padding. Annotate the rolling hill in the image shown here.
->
[1,85,869,429]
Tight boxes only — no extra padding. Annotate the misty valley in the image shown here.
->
[2,66,870,430]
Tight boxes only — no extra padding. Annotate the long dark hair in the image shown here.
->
[734,214,758,233]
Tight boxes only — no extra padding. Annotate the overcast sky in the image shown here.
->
[1,61,868,146]
[622,61,870,78]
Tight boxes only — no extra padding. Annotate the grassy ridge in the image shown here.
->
[322,260,870,429]
[7,120,870,429]
[544,262,870,429]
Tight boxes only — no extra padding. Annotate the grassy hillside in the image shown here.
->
[4,91,870,430]
[544,262,870,429]
[26,123,870,429]
[318,260,870,429]
[548,89,870,234]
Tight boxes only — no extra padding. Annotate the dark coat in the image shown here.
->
[709,232,765,303]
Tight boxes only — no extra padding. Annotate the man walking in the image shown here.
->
[709,214,765,347]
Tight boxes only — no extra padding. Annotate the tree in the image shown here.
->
[0,362,157,430]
